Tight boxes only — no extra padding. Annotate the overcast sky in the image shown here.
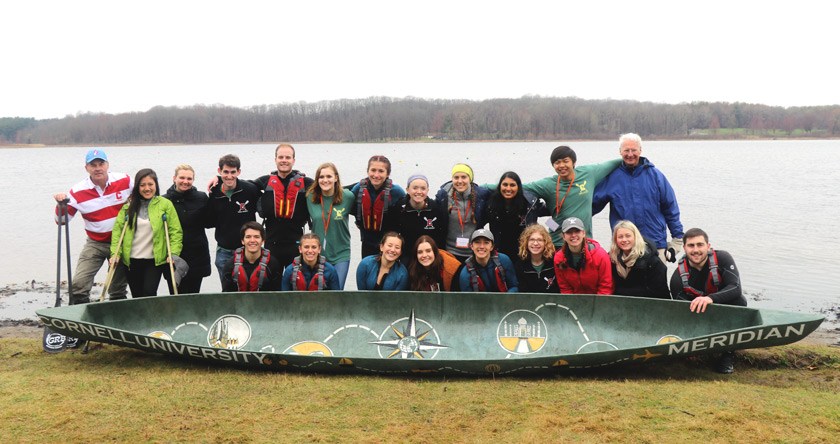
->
[4,1,838,119]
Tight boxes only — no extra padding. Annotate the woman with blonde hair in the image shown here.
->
[609,220,669,298]
[515,224,558,293]
[163,164,210,294]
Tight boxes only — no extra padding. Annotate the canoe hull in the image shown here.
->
[36,291,824,376]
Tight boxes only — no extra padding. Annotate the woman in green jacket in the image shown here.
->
[111,168,183,297]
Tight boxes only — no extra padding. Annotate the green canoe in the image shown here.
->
[36,291,824,376]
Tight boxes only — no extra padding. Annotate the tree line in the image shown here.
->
[3,96,840,145]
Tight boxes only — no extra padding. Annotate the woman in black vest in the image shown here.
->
[163,164,210,294]
[486,171,546,260]
[609,220,670,298]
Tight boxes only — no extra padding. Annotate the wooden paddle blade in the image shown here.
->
[42,326,67,353]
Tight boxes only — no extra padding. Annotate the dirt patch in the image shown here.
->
[0,319,43,339]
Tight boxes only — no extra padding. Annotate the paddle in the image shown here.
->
[163,213,178,295]
[43,200,69,353]
[100,213,128,301]
[60,201,85,350]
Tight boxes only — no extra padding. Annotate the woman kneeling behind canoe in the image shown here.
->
[609,220,669,298]
[553,217,612,295]
[111,168,182,297]
[281,233,341,291]
[408,235,461,291]
[515,224,558,293]
[356,231,409,291]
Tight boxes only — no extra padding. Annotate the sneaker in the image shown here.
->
[716,351,735,374]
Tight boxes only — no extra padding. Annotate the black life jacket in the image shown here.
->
[266,172,305,219]
[678,248,721,297]
[291,255,326,291]
[465,252,508,292]
[356,178,392,231]
[232,247,271,291]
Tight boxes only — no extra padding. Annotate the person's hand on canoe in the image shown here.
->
[690,296,713,313]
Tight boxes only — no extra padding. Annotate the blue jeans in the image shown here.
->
[333,260,350,290]
[215,247,234,287]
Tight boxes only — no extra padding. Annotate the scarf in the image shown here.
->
[615,250,640,279]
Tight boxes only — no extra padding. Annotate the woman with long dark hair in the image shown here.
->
[352,155,406,258]
[408,235,461,291]
[111,168,182,297]
[486,171,546,259]
[356,231,409,291]
[553,217,612,295]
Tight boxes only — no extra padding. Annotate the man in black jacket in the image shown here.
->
[206,154,260,286]
[670,227,746,374]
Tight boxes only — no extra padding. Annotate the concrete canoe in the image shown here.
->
[36,291,824,376]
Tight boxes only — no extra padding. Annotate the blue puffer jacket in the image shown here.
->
[592,157,683,249]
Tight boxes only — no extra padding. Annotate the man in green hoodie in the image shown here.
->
[521,146,621,247]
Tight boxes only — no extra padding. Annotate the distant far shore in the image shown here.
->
[4,136,839,149]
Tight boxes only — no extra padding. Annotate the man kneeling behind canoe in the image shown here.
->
[670,227,747,374]
[222,222,282,292]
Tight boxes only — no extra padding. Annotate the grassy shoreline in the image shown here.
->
[2,338,838,442]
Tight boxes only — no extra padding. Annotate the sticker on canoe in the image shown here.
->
[148,331,172,340]
[370,309,448,359]
[283,341,333,357]
[657,335,683,344]
[207,315,251,350]
[497,310,547,355]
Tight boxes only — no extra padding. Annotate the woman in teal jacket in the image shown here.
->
[111,168,183,297]
[356,231,409,291]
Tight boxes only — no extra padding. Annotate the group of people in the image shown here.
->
[55,134,745,373]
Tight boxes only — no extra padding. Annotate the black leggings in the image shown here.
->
[127,258,164,297]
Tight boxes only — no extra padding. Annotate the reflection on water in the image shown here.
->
[4,140,838,327]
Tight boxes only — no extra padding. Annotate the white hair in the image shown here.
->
[619,133,642,146]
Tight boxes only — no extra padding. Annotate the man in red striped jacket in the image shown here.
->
[53,149,132,304]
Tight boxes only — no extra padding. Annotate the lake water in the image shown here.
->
[1,140,838,328]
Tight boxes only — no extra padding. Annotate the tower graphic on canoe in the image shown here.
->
[497,310,546,355]
[207,315,251,349]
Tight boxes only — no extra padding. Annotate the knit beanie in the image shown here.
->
[451,164,474,182]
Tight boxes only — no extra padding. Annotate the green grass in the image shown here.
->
[2,339,838,442]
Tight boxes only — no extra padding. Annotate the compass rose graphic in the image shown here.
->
[369,309,448,359]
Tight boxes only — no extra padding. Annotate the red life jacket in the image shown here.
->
[465,252,508,292]
[678,248,721,297]
[232,247,271,292]
[291,255,326,291]
[267,172,305,219]
[356,178,392,231]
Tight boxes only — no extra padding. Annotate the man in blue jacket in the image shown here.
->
[592,133,684,263]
